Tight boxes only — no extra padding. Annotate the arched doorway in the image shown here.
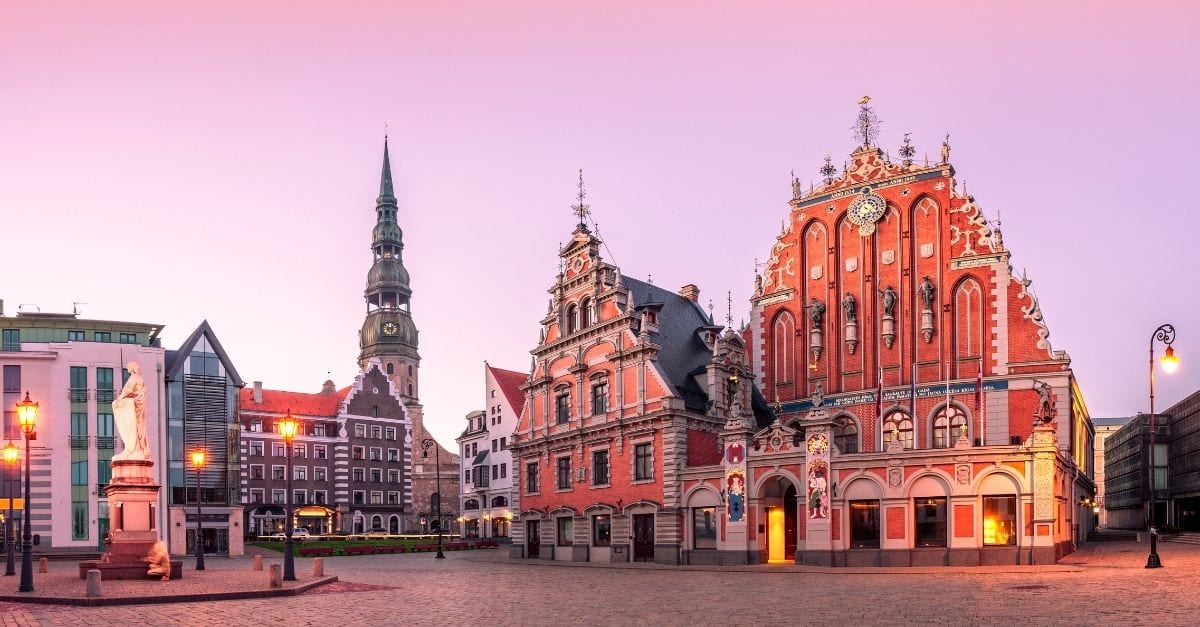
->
[759,475,798,563]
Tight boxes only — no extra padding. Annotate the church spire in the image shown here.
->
[378,136,396,202]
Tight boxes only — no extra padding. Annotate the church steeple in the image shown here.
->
[360,139,420,400]
[378,137,396,201]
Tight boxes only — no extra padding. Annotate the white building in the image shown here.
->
[456,363,524,540]
[1,309,165,551]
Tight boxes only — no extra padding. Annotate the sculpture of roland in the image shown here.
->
[112,361,151,461]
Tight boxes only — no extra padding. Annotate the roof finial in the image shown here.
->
[726,291,733,328]
[707,298,715,323]
[571,169,590,230]
[899,132,915,167]
[852,96,881,147]
[820,154,837,185]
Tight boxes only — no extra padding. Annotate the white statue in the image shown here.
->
[112,361,150,461]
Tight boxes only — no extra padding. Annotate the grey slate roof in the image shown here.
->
[621,276,714,412]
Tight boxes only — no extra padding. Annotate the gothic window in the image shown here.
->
[772,310,796,385]
[954,278,983,377]
[882,411,914,450]
[931,404,968,449]
[386,363,394,375]
[834,417,860,454]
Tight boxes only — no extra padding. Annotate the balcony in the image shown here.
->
[69,435,89,449]
[96,389,115,403]
[68,388,89,402]
[97,436,115,450]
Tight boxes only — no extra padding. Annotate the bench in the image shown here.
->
[299,546,335,557]
[474,540,499,549]
[414,543,438,552]
[446,542,469,551]
[343,546,377,555]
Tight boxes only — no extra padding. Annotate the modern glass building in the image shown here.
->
[164,321,245,556]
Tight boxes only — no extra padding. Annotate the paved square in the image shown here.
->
[1,541,1197,625]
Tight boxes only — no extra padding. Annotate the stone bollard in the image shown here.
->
[312,557,324,577]
[269,563,282,588]
[253,554,264,571]
[39,557,48,573]
[86,569,102,597]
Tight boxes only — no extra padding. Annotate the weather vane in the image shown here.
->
[851,96,881,147]
[726,291,733,328]
[571,169,590,229]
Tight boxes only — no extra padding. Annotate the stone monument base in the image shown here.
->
[78,459,177,580]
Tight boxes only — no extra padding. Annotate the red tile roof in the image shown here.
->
[240,386,349,418]
[488,365,527,415]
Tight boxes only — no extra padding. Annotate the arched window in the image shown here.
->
[835,417,859,454]
[491,496,508,507]
[464,499,480,510]
[882,411,914,450]
[773,310,796,385]
[580,298,595,328]
[566,304,579,334]
[932,404,968,448]
[954,278,983,377]
[389,515,400,534]
[371,514,383,530]
[386,362,394,375]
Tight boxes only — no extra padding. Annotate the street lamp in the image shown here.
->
[1147,323,1179,569]
[421,438,445,559]
[279,411,299,581]
[15,392,37,593]
[3,441,18,577]
[191,449,206,571]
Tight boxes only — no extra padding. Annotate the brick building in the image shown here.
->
[512,105,1096,567]
[701,105,1095,566]
[509,189,771,564]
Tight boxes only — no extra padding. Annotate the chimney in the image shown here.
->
[679,284,700,302]
[321,379,336,395]
[253,381,263,404]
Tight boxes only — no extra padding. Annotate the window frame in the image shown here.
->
[556,456,572,490]
[633,442,653,482]
[848,499,880,548]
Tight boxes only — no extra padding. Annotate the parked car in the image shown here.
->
[364,527,391,538]
[267,528,311,541]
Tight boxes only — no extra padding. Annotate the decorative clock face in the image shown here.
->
[846,191,886,235]
[382,322,399,336]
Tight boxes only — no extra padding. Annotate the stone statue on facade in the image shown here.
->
[112,361,150,461]
[941,134,951,165]
[880,285,897,317]
[791,174,804,200]
[808,298,826,326]
[919,276,936,311]
[842,292,857,323]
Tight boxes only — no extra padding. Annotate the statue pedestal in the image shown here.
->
[79,460,180,580]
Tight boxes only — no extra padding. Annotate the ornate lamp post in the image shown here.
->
[191,449,206,571]
[15,392,37,593]
[421,438,445,559]
[3,442,17,577]
[279,411,299,581]
[1147,324,1180,569]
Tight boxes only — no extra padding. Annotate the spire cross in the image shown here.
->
[571,169,590,228]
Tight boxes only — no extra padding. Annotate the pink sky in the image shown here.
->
[3,1,1197,446]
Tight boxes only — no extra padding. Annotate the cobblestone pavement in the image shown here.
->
[2,540,1200,625]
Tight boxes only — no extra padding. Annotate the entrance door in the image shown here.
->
[633,514,655,562]
[784,484,798,560]
[527,520,540,558]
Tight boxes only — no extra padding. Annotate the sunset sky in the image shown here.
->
[3,1,1197,446]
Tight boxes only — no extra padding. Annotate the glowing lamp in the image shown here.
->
[1161,345,1180,374]
[15,393,37,436]
[2,442,17,466]
[191,449,206,469]
[279,412,299,444]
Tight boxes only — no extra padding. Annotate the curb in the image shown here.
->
[0,575,339,607]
